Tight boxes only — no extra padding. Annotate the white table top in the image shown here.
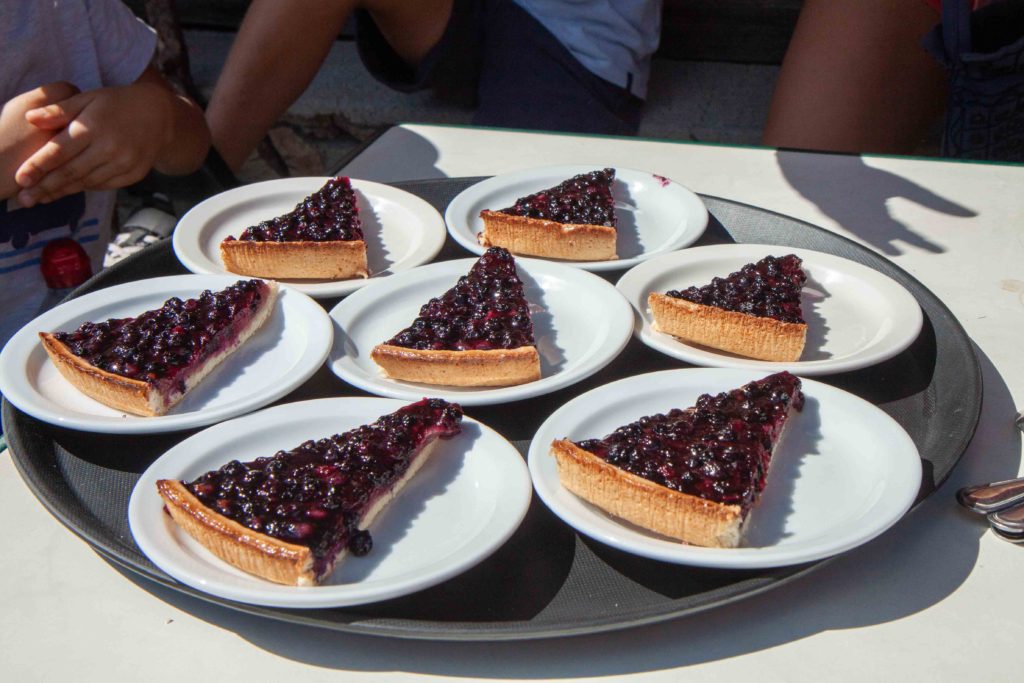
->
[4,123,1022,681]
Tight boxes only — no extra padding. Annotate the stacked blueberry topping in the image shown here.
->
[227,177,363,243]
[575,372,804,509]
[185,399,463,571]
[385,247,536,351]
[666,254,807,324]
[54,279,269,384]
[499,168,616,227]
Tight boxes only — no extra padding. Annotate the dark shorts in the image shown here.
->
[355,0,644,136]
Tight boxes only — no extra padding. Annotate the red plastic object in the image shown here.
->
[40,238,92,289]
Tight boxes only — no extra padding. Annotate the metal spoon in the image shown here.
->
[989,524,1024,545]
[958,476,1024,514]
[989,503,1024,534]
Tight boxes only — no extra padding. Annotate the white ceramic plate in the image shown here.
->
[0,275,332,434]
[529,368,922,568]
[616,244,924,376]
[173,177,447,298]
[445,165,709,271]
[128,397,532,608]
[327,257,633,406]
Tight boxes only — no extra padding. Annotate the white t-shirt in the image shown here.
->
[0,0,156,348]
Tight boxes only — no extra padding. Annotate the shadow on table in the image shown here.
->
[775,151,977,256]
[110,346,1018,678]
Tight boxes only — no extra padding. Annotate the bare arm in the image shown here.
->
[762,0,948,155]
[205,0,353,171]
[133,66,211,176]
[205,0,451,171]
[14,66,211,207]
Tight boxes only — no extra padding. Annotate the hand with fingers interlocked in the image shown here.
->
[7,67,210,208]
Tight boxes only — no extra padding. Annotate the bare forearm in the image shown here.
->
[154,87,210,175]
[762,0,947,154]
[130,69,210,176]
[205,0,353,171]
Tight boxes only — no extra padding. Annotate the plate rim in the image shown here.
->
[127,396,533,608]
[0,274,333,434]
[527,367,923,568]
[615,243,925,376]
[172,176,447,298]
[444,164,710,271]
[326,255,635,406]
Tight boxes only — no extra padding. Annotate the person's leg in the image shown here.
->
[206,0,452,172]
[356,0,644,135]
[762,0,948,154]
[367,0,455,67]
[355,0,480,101]
[473,2,643,136]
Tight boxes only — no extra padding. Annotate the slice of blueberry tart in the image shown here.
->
[157,398,464,585]
[479,168,618,261]
[371,247,541,387]
[220,177,368,280]
[648,254,808,362]
[39,279,277,416]
[551,371,804,548]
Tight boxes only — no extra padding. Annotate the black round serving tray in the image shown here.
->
[4,179,982,641]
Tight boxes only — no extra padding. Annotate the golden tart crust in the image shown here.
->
[39,282,277,417]
[220,239,368,280]
[550,438,745,548]
[39,332,155,415]
[156,434,447,586]
[370,344,541,387]
[550,382,800,549]
[648,292,807,362]
[157,479,316,585]
[478,210,617,261]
